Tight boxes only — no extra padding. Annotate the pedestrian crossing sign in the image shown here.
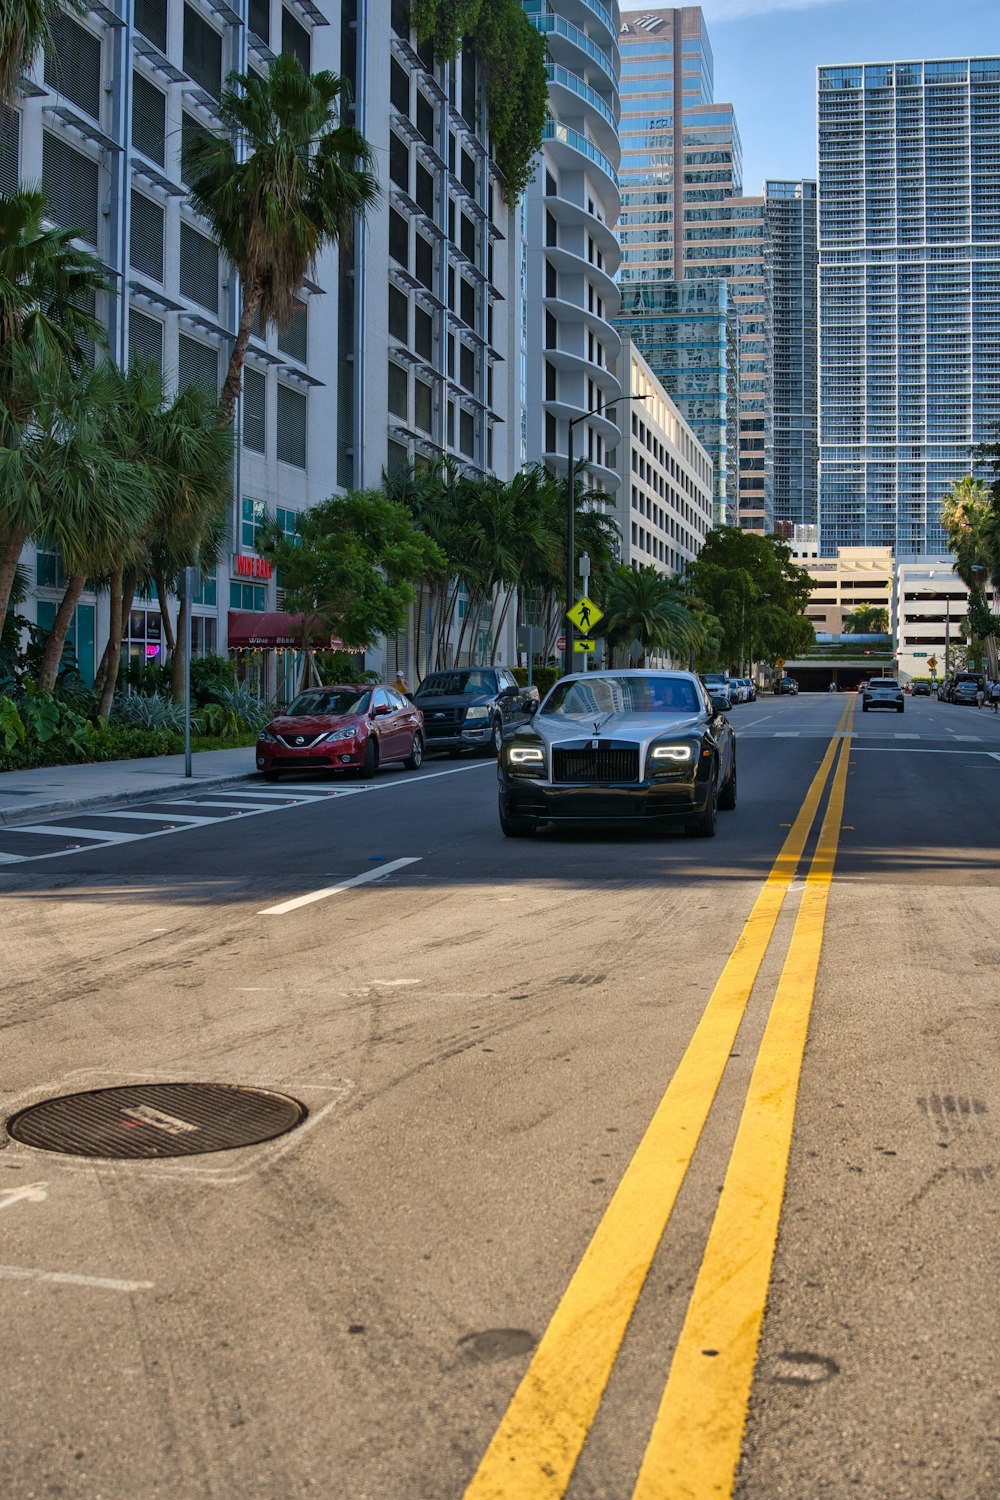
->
[566,595,603,633]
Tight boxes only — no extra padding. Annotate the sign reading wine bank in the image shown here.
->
[234,555,273,580]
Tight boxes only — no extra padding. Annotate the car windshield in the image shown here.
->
[414,671,496,697]
[869,681,898,689]
[542,674,700,718]
[285,689,370,716]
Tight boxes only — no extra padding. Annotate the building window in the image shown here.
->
[183,5,223,98]
[545,412,557,452]
[230,581,267,611]
[45,14,102,121]
[460,278,475,326]
[414,378,433,434]
[242,366,266,453]
[390,58,409,114]
[241,497,266,550]
[388,360,407,419]
[282,8,310,71]
[389,208,408,268]
[0,106,18,196]
[415,161,434,217]
[388,284,408,343]
[132,74,166,165]
[180,223,219,311]
[387,438,408,475]
[123,606,163,668]
[460,343,475,392]
[177,333,218,394]
[414,304,433,360]
[130,192,164,282]
[415,234,434,290]
[277,297,307,363]
[276,383,307,467]
[275,506,299,541]
[129,309,163,371]
[248,0,270,44]
[42,132,99,247]
[135,0,167,53]
[416,91,434,146]
[460,407,474,457]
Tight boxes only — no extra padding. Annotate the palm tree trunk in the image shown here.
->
[0,522,28,636]
[96,568,131,718]
[170,593,189,705]
[490,583,517,664]
[219,280,263,428]
[155,571,177,654]
[37,574,86,692]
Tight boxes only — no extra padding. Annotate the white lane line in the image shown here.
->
[850,746,999,756]
[895,733,920,739]
[11,825,140,843]
[0,850,26,863]
[260,856,422,916]
[65,810,220,825]
[953,735,982,741]
[0,1265,154,1292]
[0,1182,48,1211]
[774,732,799,738]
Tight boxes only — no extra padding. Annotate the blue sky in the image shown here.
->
[620,0,1000,193]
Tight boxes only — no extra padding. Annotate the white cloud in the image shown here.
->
[621,0,853,19]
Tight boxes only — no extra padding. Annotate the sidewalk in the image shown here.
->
[0,746,257,829]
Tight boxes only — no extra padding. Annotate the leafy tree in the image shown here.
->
[0,0,85,108]
[842,603,889,634]
[685,527,815,671]
[600,565,701,666]
[0,188,107,630]
[940,475,1000,676]
[410,0,548,200]
[184,55,378,427]
[256,491,445,656]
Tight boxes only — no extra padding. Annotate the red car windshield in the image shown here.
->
[285,689,370,716]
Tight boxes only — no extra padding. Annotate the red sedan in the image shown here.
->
[256,684,425,780]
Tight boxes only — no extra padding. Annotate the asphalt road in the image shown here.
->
[0,692,997,1500]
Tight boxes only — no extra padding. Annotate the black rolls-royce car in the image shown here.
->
[497,670,736,838]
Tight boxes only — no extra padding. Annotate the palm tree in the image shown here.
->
[602,565,700,667]
[0,187,107,630]
[184,54,379,427]
[842,603,889,634]
[0,0,85,108]
[941,476,999,676]
[4,355,154,692]
[88,365,232,715]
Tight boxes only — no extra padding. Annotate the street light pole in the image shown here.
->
[564,391,649,677]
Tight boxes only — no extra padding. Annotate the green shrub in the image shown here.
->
[511,665,561,698]
[190,654,237,706]
[216,684,271,732]
[0,697,26,753]
[113,691,186,733]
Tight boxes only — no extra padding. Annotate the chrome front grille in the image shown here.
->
[552,747,640,784]
[277,733,324,748]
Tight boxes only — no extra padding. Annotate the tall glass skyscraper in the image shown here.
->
[615,6,767,529]
[817,58,1000,555]
[765,179,818,534]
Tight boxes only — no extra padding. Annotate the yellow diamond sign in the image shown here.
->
[566,595,603,633]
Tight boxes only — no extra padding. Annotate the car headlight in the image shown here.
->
[321,727,356,743]
[464,706,490,722]
[258,731,277,743]
[650,743,694,762]
[508,745,545,764]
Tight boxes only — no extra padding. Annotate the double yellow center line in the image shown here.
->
[465,702,855,1500]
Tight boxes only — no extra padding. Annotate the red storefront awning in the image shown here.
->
[227,611,336,650]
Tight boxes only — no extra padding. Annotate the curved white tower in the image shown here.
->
[521,0,623,496]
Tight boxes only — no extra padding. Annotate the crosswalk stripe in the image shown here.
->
[67,810,219,825]
[12,825,140,843]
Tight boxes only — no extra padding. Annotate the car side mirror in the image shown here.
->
[499,683,519,699]
[527,699,540,716]
[374,703,392,716]
[710,693,729,714]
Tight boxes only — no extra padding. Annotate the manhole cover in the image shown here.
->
[5,1083,307,1159]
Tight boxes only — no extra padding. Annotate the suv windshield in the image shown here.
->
[868,680,898,689]
[414,670,496,698]
[543,674,699,717]
[285,689,370,716]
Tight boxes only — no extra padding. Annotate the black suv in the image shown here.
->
[412,668,537,756]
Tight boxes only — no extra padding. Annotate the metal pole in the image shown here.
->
[183,575,193,779]
[564,420,575,677]
[945,594,950,679]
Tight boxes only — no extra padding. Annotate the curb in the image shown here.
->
[0,771,257,830]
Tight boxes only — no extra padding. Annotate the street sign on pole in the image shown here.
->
[180,566,200,779]
[574,639,596,653]
[566,596,603,633]
[556,635,566,653]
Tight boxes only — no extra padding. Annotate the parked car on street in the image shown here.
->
[777,677,799,695]
[700,672,732,708]
[937,680,951,701]
[862,679,904,713]
[498,670,736,839]
[256,685,425,779]
[951,680,980,706]
[411,667,537,756]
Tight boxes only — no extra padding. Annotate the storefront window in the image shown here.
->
[124,607,163,665]
[230,581,267,610]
